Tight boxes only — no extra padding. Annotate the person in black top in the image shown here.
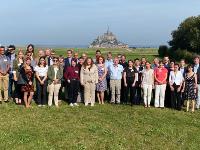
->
[119,54,128,104]
[134,58,143,105]
[123,60,138,105]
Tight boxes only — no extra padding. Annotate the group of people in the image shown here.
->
[0,44,199,112]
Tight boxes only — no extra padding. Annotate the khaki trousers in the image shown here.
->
[84,82,96,105]
[110,79,121,103]
[0,74,9,101]
[48,83,61,106]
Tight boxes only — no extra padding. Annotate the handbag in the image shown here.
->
[17,73,27,85]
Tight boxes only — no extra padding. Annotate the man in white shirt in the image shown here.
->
[169,63,183,110]
[108,57,123,104]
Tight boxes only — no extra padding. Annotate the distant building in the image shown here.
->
[89,28,129,48]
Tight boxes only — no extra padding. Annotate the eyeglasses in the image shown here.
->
[53,60,58,62]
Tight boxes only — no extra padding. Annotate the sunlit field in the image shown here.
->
[1,48,200,150]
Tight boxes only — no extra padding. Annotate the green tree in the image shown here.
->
[169,15,200,53]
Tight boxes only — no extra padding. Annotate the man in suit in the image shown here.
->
[45,49,53,66]
[64,50,73,69]
[64,50,73,101]
[179,59,187,77]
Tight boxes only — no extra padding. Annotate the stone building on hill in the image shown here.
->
[89,28,129,48]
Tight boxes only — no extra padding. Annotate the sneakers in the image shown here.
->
[70,103,79,107]
[73,103,79,106]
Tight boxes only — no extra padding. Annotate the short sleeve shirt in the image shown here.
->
[34,66,48,77]
[0,55,11,73]
[154,67,168,84]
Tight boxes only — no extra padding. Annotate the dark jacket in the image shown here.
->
[20,66,34,84]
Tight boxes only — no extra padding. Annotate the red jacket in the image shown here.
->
[64,66,80,80]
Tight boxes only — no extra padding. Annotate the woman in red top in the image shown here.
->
[154,61,168,108]
[64,59,80,106]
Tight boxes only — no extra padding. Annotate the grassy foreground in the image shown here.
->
[0,101,200,150]
[4,48,199,149]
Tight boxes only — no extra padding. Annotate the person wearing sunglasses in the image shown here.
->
[47,56,63,107]
[25,51,36,68]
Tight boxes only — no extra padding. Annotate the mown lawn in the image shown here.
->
[0,101,200,150]
[5,48,198,150]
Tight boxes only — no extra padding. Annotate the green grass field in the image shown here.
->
[18,47,159,62]
[54,48,159,62]
[1,101,200,150]
[1,48,200,150]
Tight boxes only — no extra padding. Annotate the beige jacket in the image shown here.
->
[80,64,98,85]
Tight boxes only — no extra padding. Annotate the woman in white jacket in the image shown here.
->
[80,57,98,106]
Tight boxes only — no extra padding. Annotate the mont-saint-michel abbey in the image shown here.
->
[89,28,129,48]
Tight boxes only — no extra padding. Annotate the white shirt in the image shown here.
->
[180,67,185,76]
[35,66,48,77]
[194,64,199,73]
[54,67,59,80]
[169,71,183,85]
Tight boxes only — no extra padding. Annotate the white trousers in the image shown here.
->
[155,84,166,108]
[143,84,153,106]
[196,84,200,108]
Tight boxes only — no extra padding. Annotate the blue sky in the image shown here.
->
[0,0,200,46]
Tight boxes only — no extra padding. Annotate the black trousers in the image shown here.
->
[58,78,65,100]
[105,78,111,102]
[171,84,182,110]
[124,79,136,104]
[121,79,125,103]
[14,81,23,99]
[133,81,142,105]
[68,80,80,104]
[36,77,47,105]
[165,84,171,107]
